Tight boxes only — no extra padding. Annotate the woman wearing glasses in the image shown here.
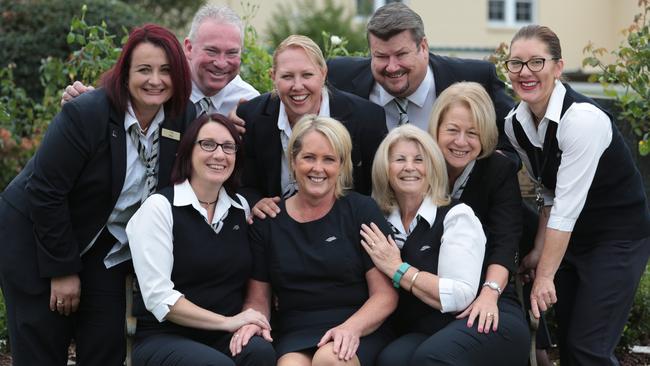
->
[504,25,650,365]
[126,114,275,365]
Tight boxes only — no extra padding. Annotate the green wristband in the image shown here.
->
[392,262,411,288]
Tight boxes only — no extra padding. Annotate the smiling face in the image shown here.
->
[128,42,173,117]
[184,20,242,97]
[508,37,564,117]
[369,30,429,98]
[272,47,326,125]
[190,122,236,189]
[388,139,428,198]
[436,103,482,179]
[292,130,341,200]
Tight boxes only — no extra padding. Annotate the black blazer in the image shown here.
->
[237,86,387,201]
[1,89,194,278]
[327,52,517,159]
[459,153,522,276]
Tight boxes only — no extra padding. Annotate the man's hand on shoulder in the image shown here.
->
[60,81,95,106]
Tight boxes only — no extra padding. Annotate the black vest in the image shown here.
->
[395,201,461,334]
[135,187,252,339]
[511,83,650,245]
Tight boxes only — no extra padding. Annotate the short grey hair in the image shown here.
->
[188,4,245,45]
[366,2,425,45]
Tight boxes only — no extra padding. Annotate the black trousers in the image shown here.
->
[0,200,130,366]
[554,236,650,366]
[377,295,530,366]
[133,333,276,366]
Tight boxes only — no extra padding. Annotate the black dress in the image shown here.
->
[250,192,393,364]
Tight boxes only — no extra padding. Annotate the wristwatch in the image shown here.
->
[482,281,502,295]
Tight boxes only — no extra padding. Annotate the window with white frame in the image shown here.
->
[488,0,535,27]
[357,0,403,17]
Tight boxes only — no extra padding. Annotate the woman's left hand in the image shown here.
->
[317,324,361,361]
[360,222,402,277]
[229,323,272,356]
[530,276,556,319]
[456,289,499,333]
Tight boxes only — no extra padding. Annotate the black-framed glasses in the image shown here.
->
[504,57,559,73]
[196,140,238,154]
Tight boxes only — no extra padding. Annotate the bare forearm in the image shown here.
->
[342,270,397,336]
[536,228,571,279]
[166,297,230,331]
[242,279,272,319]
[406,267,442,310]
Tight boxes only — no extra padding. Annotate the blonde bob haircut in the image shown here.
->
[372,125,450,215]
[272,34,328,73]
[428,81,498,159]
[287,115,353,198]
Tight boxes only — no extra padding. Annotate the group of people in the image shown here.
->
[0,2,648,366]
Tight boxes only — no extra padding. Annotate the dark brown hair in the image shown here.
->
[170,113,244,195]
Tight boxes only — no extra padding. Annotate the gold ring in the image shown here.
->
[234,334,239,338]
[56,300,64,305]
[487,312,494,318]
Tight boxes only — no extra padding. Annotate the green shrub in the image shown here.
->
[583,0,650,156]
[0,5,124,190]
[0,0,148,99]
[265,0,368,55]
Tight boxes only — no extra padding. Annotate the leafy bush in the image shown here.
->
[583,0,650,156]
[0,5,124,191]
[265,0,368,55]
[240,3,274,94]
[0,0,148,99]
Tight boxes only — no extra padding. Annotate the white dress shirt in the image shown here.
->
[277,88,331,195]
[505,81,612,232]
[190,75,259,116]
[387,197,486,313]
[126,180,248,321]
[370,66,436,131]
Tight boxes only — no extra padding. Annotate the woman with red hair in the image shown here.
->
[0,24,194,365]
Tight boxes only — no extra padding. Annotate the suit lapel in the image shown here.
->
[429,53,455,97]
[261,96,284,196]
[350,60,376,98]
[329,87,353,123]
[158,106,193,188]
[108,107,126,206]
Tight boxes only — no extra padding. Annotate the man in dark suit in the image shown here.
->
[327,2,516,157]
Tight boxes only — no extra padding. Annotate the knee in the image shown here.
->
[237,336,276,366]
[312,343,358,366]
[410,345,453,366]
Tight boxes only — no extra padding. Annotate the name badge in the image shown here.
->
[161,128,181,141]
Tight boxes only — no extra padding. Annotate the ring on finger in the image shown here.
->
[487,312,494,318]
[56,300,64,305]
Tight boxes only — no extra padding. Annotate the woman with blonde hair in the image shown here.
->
[231,115,397,366]
[237,35,386,219]
[423,81,530,364]
[360,125,488,365]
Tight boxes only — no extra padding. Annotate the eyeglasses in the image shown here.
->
[196,140,238,154]
[504,57,559,73]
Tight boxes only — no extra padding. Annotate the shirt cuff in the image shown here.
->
[547,214,576,232]
[438,277,457,313]
[151,291,183,322]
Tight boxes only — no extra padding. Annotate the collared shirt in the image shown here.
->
[190,75,259,116]
[450,160,477,199]
[387,197,486,313]
[126,180,247,321]
[84,102,165,268]
[278,88,331,195]
[504,81,612,232]
[370,66,436,131]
